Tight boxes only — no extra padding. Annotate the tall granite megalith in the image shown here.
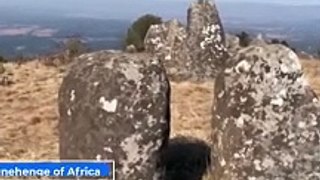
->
[212,44,320,179]
[58,51,171,179]
[144,0,227,81]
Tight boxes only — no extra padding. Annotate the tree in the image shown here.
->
[270,38,296,52]
[271,38,280,44]
[280,40,289,47]
[0,55,6,63]
[271,38,289,47]
[125,28,142,51]
[64,38,88,58]
[0,63,5,74]
[236,31,251,47]
[124,14,162,52]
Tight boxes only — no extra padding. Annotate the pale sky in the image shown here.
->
[0,0,319,20]
[1,0,320,7]
[219,0,320,5]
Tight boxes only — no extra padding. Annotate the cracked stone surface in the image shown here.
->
[212,44,320,180]
[144,0,228,82]
[225,33,241,55]
[58,51,171,180]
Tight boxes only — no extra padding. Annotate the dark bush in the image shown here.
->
[124,14,162,52]
[125,28,142,51]
[271,38,280,44]
[280,40,289,47]
[64,38,88,58]
[271,38,289,47]
[162,136,211,180]
[0,63,5,74]
[0,55,7,63]
[270,38,296,52]
[236,31,251,47]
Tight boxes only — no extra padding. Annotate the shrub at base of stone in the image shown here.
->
[212,44,320,180]
[58,51,171,180]
[125,44,137,53]
[162,136,211,180]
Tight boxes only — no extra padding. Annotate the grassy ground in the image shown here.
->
[0,59,319,179]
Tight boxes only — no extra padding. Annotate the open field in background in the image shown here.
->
[0,59,319,179]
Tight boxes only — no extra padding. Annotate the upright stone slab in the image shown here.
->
[144,19,187,55]
[144,0,227,81]
[58,51,171,179]
[144,19,189,80]
[186,0,226,74]
[212,44,320,180]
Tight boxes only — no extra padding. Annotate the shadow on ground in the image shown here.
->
[162,136,211,180]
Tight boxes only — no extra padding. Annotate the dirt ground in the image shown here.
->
[0,59,319,179]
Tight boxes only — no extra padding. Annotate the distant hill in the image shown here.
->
[0,17,130,58]
[0,1,319,58]
[218,2,320,55]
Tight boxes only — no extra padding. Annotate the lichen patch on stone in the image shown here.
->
[120,133,154,175]
[70,90,75,102]
[212,43,320,179]
[67,109,72,116]
[99,97,118,113]
[58,51,170,179]
[121,62,143,82]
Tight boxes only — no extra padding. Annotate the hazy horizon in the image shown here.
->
[0,0,319,57]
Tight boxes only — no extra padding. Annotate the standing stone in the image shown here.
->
[144,19,187,55]
[186,0,227,80]
[144,19,188,80]
[58,51,171,180]
[144,0,227,81]
[212,44,320,180]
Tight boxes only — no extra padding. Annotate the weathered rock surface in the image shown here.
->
[225,33,240,54]
[58,51,171,179]
[144,19,189,80]
[212,44,320,180]
[145,0,227,82]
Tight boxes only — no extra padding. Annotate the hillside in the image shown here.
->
[0,58,319,178]
[1,1,320,58]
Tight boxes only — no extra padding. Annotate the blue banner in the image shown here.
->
[0,161,113,178]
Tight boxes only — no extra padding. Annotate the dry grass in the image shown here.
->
[0,61,62,160]
[171,81,213,141]
[0,58,319,179]
[301,60,320,94]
